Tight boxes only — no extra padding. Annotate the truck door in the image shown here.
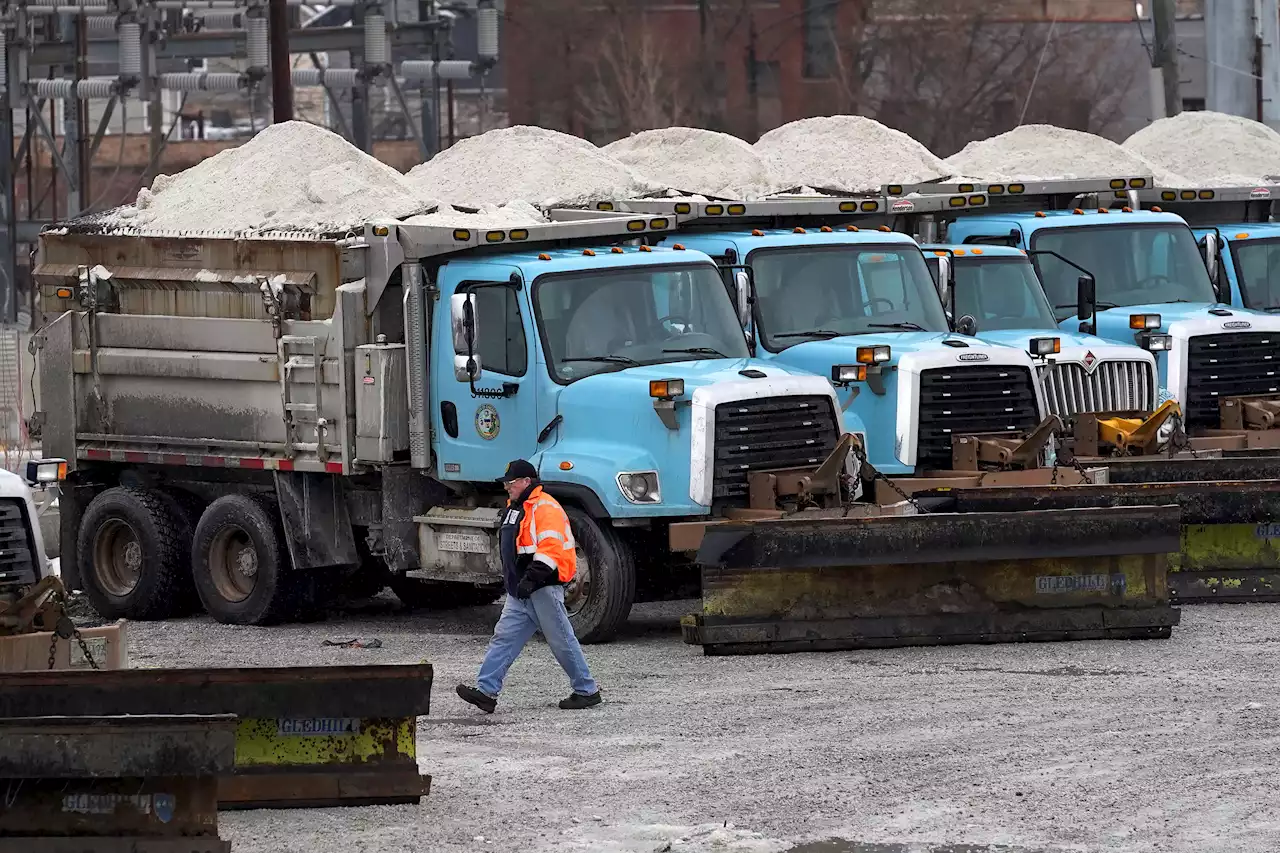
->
[436,278,539,482]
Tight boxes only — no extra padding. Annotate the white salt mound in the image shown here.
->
[754,115,951,193]
[406,125,658,208]
[100,121,430,234]
[603,127,780,199]
[945,124,1182,184]
[1124,110,1280,187]
[402,200,547,229]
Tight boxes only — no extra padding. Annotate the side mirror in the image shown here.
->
[935,255,954,320]
[956,314,978,336]
[450,292,478,355]
[1200,233,1225,301]
[1076,275,1096,322]
[733,270,752,327]
[454,353,482,381]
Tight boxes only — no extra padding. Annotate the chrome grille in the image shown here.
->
[1037,360,1156,419]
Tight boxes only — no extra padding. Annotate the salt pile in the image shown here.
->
[104,120,431,234]
[603,127,779,199]
[402,200,547,229]
[754,115,952,192]
[1124,110,1280,187]
[945,124,1181,184]
[406,125,658,208]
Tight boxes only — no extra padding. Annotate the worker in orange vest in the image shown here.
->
[457,459,601,713]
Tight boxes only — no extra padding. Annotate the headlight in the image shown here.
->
[1142,334,1172,352]
[831,364,867,383]
[855,345,891,364]
[25,458,67,485]
[617,471,661,503]
[649,379,685,399]
[1129,313,1162,330]
[1029,337,1061,356]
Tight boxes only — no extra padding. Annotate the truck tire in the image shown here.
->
[191,494,296,626]
[565,507,635,644]
[389,576,503,610]
[77,487,192,621]
[159,488,206,615]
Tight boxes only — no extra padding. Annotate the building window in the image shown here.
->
[474,286,528,377]
[1182,97,1205,112]
[802,0,838,79]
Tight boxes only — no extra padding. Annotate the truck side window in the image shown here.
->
[473,286,528,377]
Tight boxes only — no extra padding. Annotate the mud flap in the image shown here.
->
[681,506,1181,656]
[944,478,1280,606]
[0,664,433,809]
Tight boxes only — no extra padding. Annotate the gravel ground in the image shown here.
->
[120,600,1280,853]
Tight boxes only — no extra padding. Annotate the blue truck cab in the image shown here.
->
[618,198,1049,477]
[380,212,851,640]
[887,176,1280,437]
[918,243,1162,423]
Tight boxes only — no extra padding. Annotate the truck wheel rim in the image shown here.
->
[94,519,142,597]
[208,527,258,603]
[564,546,591,618]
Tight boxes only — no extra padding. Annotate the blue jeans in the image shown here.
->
[476,585,599,697]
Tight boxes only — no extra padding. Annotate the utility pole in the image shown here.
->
[1151,0,1182,119]
[269,0,293,122]
[1205,0,1257,118]
[1260,0,1280,130]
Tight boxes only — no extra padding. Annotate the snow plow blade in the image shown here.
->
[680,505,1181,656]
[0,664,433,809]
[942,478,1280,605]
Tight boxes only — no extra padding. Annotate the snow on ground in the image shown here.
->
[108,600,1280,853]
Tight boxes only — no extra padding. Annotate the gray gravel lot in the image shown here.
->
[119,599,1280,853]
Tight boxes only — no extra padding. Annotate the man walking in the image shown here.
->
[456,459,602,713]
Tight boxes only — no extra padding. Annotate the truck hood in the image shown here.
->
[769,331,1030,374]
[977,328,1156,367]
[547,358,844,513]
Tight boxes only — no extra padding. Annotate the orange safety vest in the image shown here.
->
[514,486,577,583]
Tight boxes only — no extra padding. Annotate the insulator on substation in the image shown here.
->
[364,12,388,66]
[197,11,243,30]
[476,0,498,60]
[87,15,118,36]
[30,77,117,99]
[118,20,142,77]
[160,71,243,92]
[246,15,269,69]
[400,59,474,81]
[0,37,7,93]
[291,68,359,88]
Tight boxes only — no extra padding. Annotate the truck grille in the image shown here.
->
[712,395,840,505]
[1186,332,1280,428]
[917,366,1041,471]
[1037,360,1157,419]
[0,498,37,586]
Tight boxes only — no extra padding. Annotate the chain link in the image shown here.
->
[849,442,927,514]
[44,587,100,671]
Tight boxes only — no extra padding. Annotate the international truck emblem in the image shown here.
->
[1223,320,1252,330]
[957,352,988,362]
[475,404,501,440]
[1083,350,1096,368]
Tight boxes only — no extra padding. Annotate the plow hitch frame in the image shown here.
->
[950,415,1062,472]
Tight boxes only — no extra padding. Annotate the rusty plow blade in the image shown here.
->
[680,505,1182,656]
[0,714,237,853]
[940,480,1280,606]
[0,664,433,810]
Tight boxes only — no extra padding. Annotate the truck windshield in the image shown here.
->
[952,258,1060,331]
[533,263,750,383]
[1030,223,1217,320]
[749,244,948,350]
[1230,238,1280,310]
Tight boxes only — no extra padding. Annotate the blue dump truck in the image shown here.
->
[613,196,1057,482]
[885,176,1280,448]
[915,241,1170,451]
[33,211,853,643]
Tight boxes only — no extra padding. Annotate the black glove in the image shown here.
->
[516,577,536,599]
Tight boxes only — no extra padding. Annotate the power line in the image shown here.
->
[1017,11,1059,126]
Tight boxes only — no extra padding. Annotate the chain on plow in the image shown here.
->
[45,586,100,671]
[848,440,928,515]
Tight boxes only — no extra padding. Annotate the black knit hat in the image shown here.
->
[499,459,538,484]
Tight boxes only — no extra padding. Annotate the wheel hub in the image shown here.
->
[236,548,259,578]
[123,541,142,572]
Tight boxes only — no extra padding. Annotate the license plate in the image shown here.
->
[276,717,362,736]
[436,530,490,555]
[70,637,108,668]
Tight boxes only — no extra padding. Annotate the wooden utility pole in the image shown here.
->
[1151,0,1181,118]
[269,0,294,122]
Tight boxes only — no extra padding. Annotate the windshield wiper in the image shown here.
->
[775,329,843,339]
[866,322,926,332]
[1054,302,1119,310]
[663,346,729,357]
[562,355,641,366]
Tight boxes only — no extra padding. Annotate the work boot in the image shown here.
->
[558,690,602,710]
[457,684,497,714]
